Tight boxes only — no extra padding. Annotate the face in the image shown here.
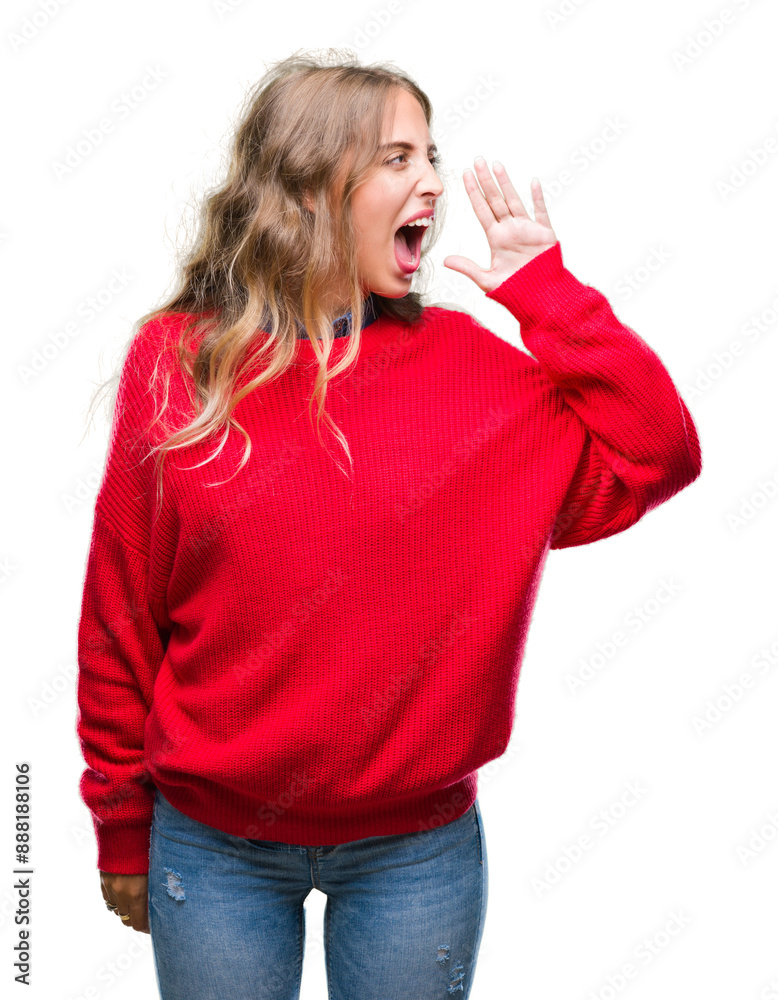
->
[312,89,444,313]
[352,89,444,299]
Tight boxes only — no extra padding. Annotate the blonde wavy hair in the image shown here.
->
[84,48,450,510]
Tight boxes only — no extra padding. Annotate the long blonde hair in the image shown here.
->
[83,48,449,512]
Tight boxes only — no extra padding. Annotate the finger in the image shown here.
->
[471,158,513,222]
[124,893,150,934]
[100,872,119,913]
[491,161,531,220]
[111,881,150,934]
[529,177,553,229]
[442,254,481,281]
[462,167,503,236]
[101,873,135,926]
[112,893,140,931]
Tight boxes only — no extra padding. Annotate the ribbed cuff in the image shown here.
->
[95,817,153,875]
[484,242,589,331]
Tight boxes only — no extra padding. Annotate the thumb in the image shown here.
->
[443,255,480,283]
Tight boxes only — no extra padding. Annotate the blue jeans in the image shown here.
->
[148,787,488,999]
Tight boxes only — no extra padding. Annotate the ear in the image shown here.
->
[303,191,315,213]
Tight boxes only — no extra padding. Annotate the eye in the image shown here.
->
[387,152,441,167]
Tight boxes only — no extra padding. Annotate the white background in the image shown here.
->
[3,0,778,997]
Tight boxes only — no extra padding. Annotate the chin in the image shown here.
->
[368,279,411,300]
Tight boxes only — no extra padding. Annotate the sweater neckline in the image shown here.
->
[293,313,403,361]
[292,306,428,362]
[196,301,417,365]
[292,291,384,359]
[253,292,400,362]
[295,291,381,340]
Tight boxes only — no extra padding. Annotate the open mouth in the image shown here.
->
[393,223,427,274]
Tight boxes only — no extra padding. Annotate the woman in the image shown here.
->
[76,49,702,999]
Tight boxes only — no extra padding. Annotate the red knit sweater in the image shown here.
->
[75,242,702,874]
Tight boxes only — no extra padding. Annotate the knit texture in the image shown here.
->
[75,242,702,874]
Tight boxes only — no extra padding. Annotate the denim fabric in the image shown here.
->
[148,786,488,1000]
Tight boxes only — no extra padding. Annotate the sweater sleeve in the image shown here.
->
[484,242,702,549]
[75,325,169,874]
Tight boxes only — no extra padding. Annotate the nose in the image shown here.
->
[417,158,444,200]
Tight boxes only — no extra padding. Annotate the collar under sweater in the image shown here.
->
[291,292,381,338]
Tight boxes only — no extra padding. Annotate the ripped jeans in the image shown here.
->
[147,786,488,1000]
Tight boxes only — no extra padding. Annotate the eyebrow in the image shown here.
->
[380,140,438,155]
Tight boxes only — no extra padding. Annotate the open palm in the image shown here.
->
[444,160,557,294]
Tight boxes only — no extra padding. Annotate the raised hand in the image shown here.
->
[443,159,558,294]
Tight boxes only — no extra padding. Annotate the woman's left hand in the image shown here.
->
[443,160,558,294]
